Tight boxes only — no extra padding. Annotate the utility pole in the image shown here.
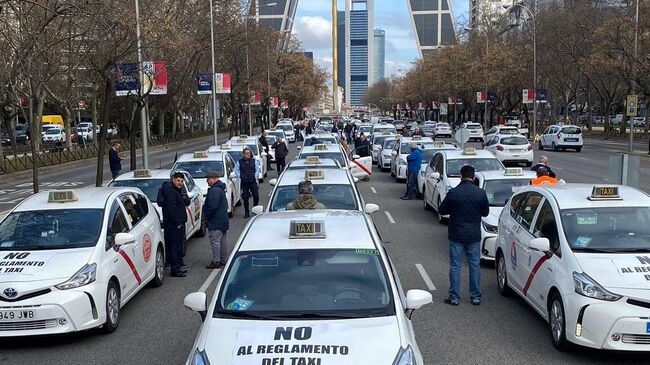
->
[209,0,219,145]
[134,0,148,169]
[630,0,639,152]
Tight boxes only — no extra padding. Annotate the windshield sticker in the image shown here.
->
[233,324,353,365]
[355,249,379,256]
[573,237,592,248]
[614,256,650,285]
[252,256,279,267]
[0,252,53,274]
[227,297,255,311]
[576,214,597,225]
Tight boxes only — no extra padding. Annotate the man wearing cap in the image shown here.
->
[203,171,229,269]
[235,147,261,218]
[287,180,326,210]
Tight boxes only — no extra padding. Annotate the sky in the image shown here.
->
[292,0,469,79]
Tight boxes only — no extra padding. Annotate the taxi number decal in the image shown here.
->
[142,234,152,263]
[355,249,379,256]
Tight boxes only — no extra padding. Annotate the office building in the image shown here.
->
[406,0,458,57]
[470,1,509,30]
[345,0,374,107]
[374,29,385,82]
[254,0,299,49]
[337,10,346,91]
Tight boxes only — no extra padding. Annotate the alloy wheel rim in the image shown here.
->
[497,256,506,289]
[108,287,119,324]
[156,250,164,280]
[551,301,563,342]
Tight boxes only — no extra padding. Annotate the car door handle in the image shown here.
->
[546,266,553,272]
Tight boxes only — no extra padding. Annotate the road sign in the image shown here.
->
[455,128,470,149]
[626,95,638,117]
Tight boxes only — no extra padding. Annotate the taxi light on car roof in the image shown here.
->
[381,131,391,135]
[305,156,320,164]
[193,151,209,158]
[434,141,446,148]
[305,170,325,180]
[48,190,78,203]
[220,144,231,150]
[412,135,422,140]
[463,148,477,155]
[133,169,152,178]
[314,144,328,151]
[239,134,249,139]
[289,220,326,239]
[504,168,523,176]
[589,186,621,200]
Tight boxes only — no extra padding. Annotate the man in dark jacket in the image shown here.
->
[235,147,260,218]
[203,171,229,269]
[439,165,489,306]
[272,137,289,172]
[530,155,556,178]
[259,132,274,171]
[401,144,423,200]
[109,142,124,178]
[161,172,189,277]
[344,123,353,144]
[354,133,371,158]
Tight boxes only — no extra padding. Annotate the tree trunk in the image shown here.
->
[29,96,39,194]
[158,108,165,137]
[63,105,73,148]
[92,89,99,145]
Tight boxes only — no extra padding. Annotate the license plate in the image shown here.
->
[565,138,578,142]
[512,155,520,158]
[0,310,36,322]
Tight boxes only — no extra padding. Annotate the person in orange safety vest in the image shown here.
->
[531,166,559,185]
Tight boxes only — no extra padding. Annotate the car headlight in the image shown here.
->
[481,220,498,234]
[399,159,406,165]
[573,272,621,301]
[190,348,211,365]
[55,263,96,290]
[393,345,417,365]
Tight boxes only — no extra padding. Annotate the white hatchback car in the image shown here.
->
[484,125,521,142]
[298,144,373,181]
[483,134,534,166]
[378,136,400,172]
[183,210,432,365]
[0,188,165,336]
[276,122,295,143]
[433,123,452,138]
[462,122,484,142]
[539,125,583,152]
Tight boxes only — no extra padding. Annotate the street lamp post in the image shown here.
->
[134,0,148,168]
[209,0,218,145]
[630,0,639,152]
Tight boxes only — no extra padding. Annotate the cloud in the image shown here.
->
[293,16,332,51]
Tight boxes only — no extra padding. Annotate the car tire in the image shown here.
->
[526,161,533,167]
[101,280,120,334]
[194,220,207,238]
[496,251,512,296]
[149,246,164,288]
[436,198,448,224]
[552,142,558,151]
[576,147,582,152]
[258,178,264,183]
[549,292,571,351]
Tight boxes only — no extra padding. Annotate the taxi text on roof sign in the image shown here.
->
[193,151,209,158]
[412,135,422,140]
[589,186,621,200]
[289,220,326,239]
[239,135,249,139]
[48,190,78,203]
[382,131,391,135]
[504,167,523,176]
[462,147,477,155]
[133,169,152,178]
[305,156,320,164]
[221,144,231,149]
[314,144,328,151]
[305,170,325,180]
[434,141,446,148]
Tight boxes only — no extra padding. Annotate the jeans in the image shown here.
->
[448,241,481,301]
[405,172,418,198]
[241,182,259,214]
[208,230,228,264]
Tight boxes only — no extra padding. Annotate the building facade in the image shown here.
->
[254,0,299,49]
[470,0,509,30]
[374,29,385,82]
[406,0,458,57]
[345,0,374,107]
[337,10,347,91]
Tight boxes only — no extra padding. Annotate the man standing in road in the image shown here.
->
[530,155,556,178]
[109,142,124,178]
[235,147,260,218]
[354,133,371,158]
[344,122,353,144]
[272,137,289,172]
[439,165,489,306]
[401,144,422,200]
[259,132,273,171]
[161,172,189,277]
[203,171,229,269]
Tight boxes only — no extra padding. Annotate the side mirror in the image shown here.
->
[529,237,550,252]
[184,292,208,321]
[251,205,264,215]
[391,151,397,156]
[269,178,277,186]
[431,172,441,180]
[229,172,236,179]
[296,145,302,150]
[352,154,360,160]
[405,289,433,319]
[115,232,136,246]
[364,203,379,214]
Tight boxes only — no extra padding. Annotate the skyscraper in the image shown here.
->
[254,0,300,49]
[374,29,385,82]
[406,0,458,57]
[345,0,374,107]
[470,0,509,30]
[337,10,346,91]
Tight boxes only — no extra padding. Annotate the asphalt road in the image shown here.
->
[0,135,649,364]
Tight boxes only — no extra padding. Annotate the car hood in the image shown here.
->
[0,247,94,285]
[197,317,403,364]
[483,207,503,225]
[575,253,650,293]
[196,180,209,196]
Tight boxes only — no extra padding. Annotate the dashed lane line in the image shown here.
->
[384,211,396,224]
[371,187,377,194]
[415,264,437,291]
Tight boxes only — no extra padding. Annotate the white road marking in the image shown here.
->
[384,211,396,224]
[415,264,437,291]
[371,187,377,194]
[577,156,590,161]
[199,269,221,293]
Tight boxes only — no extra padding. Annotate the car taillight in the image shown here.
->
[496,145,504,151]
[527,144,533,151]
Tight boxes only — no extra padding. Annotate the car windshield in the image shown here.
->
[270,184,358,211]
[383,139,398,150]
[214,249,394,318]
[562,126,581,134]
[226,151,244,161]
[268,131,284,139]
[109,179,165,202]
[483,179,531,207]
[373,127,396,135]
[436,124,449,128]
[266,136,277,145]
[373,136,390,146]
[45,129,61,135]
[299,152,346,167]
[277,124,293,132]
[304,136,337,146]
[0,209,104,250]
[466,124,482,130]
[446,158,503,177]
[232,144,258,155]
[561,207,650,252]
[173,161,224,178]
[500,137,529,145]
[358,126,372,134]
[499,128,519,135]
[421,149,437,163]
[400,142,431,154]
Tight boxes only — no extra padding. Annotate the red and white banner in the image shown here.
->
[215,73,231,94]
[523,89,535,104]
[418,102,424,110]
[396,104,401,109]
[476,91,486,104]
[142,61,168,95]
[281,100,289,110]
[272,97,279,108]
[250,91,262,105]
[431,101,439,110]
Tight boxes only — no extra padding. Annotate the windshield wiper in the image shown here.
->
[606,248,650,253]
[572,247,616,253]
[217,311,279,320]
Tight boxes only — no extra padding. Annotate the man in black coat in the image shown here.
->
[161,172,189,277]
[259,132,274,171]
[439,165,490,306]
[272,137,289,172]
[109,142,124,178]
[235,147,260,218]
[354,133,371,158]
[203,171,229,269]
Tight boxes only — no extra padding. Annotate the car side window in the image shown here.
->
[134,193,149,218]
[515,193,543,230]
[184,173,196,192]
[106,201,129,249]
[510,193,526,218]
[120,194,144,227]
[532,201,561,256]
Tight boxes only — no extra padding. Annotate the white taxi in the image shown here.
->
[276,122,295,143]
[483,125,520,143]
[423,148,504,223]
[356,123,373,137]
[378,136,400,172]
[433,123,452,138]
[462,122,484,142]
[416,142,459,198]
[539,124,583,152]
[475,168,537,260]
[370,123,397,138]
[0,188,165,336]
[298,144,373,181]
[183,211,432,365]
[109,169,206,238]
[371,132,397,163]
[172,151,241,217]
[253,167,378,214]
[286,157,341,170]
[302,132,339,147]
[483,134,534,167]
[390,135,434,182]
[495,184,650,351]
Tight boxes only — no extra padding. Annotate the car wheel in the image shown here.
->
[149,246,164,288]
[258,178,264,183]
[416,185,423,199]
[526,161,533,167]
[576,147,582,152]
[436,198,448,224]
[496,251,512,296]
[102,280,120,333]
[538,141,543,150]
[549,292,571,351]
[552,142,558,151]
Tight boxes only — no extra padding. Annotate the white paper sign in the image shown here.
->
[232,324,354,365]
[0,252,54,275]
[614,256,650,285]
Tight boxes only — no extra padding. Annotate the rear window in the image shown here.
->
[500,137,529,145]
[561,126,581,135]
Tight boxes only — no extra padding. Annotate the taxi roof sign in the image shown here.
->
[381,131,391,135]
[305,170,325,180]
[434,141,446,148]
[504,167,523,176]
[133,169,152,178]
[314,144,328,151]
[305,156,320,164]
[48,190,78,203]
[193,151,209,158]
[589,186,621,200]
[239,134,249,139]
[412,135,422,140]
[462,147,477,155]
[289,220,326,239]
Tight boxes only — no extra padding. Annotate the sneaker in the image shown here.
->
[444,298,459,306]
[205,261,223,269]
[244,213,251,218]
[400,196,412,200]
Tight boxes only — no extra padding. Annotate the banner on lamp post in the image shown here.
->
[523,88,536,104]
[476,92,486,103]
[142,61,167,95]
[440,103,448,116]
[250,91,262,105]
[537,89,548,103]
[215,73,232,94]
[115,63,139,96]
[282,100,289,110]
[196,73,213,95]
[627,95,639,117]
[272,97,279,108]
